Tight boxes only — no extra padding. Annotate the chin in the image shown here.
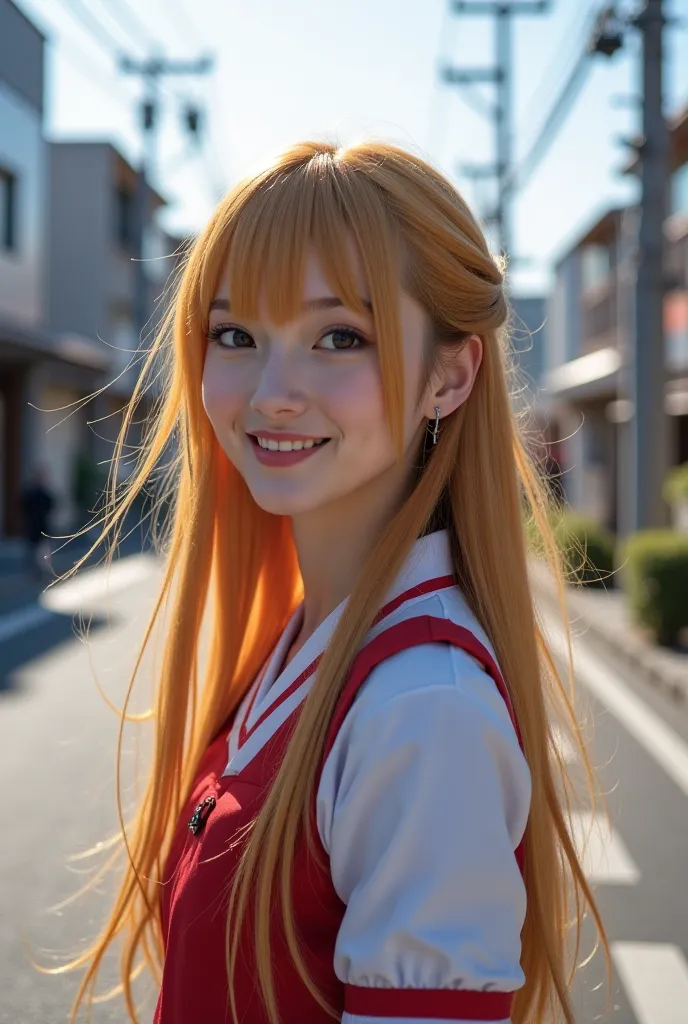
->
[247,486,327,518]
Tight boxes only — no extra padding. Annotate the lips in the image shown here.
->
[247,433,331,467]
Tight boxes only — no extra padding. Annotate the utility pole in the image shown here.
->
[627,0,670,532]
[120,56,213,341]
[441,1,550,263]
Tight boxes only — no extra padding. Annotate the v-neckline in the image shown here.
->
[223,530,461,778]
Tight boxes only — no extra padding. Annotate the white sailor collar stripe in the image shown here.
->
[221,529,496,778]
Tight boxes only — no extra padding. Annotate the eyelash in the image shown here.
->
[206,323,369,351]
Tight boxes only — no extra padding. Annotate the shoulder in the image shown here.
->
[352,587,519,742]
[317,587,531,853]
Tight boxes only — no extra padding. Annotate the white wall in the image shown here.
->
[0,80,45,324]
[37,385,84,532]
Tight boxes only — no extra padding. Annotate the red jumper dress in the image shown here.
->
[154,577,525,1023]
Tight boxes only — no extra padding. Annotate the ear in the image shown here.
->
[422,335,483,421]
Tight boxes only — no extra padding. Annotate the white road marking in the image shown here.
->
[40,554,156,613]
[0,555,157,644]
[567,810,640,885]
[545,618,688,801]
[612,943,688,1024]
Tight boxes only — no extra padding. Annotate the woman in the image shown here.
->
[60,140,606,1023]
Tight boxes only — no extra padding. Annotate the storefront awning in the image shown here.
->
[543,346,621,400]
[0,314,110,371]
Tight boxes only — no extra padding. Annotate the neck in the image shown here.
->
[289,463,414,653]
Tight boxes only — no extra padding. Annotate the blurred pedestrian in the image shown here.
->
[20,462,55,581]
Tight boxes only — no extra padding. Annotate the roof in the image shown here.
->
[551,205,627,268]
[622,99,688,175]
[49,139,167,209]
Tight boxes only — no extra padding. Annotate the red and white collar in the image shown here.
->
[223,529,462,777]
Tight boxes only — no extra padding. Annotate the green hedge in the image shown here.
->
[523,509,617,586]
[664,462,688,505]
[622,530,688,646]
[553,513,616,588]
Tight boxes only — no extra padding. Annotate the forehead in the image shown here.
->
[212,243,370,306]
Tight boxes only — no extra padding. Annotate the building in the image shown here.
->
[47,140,178,497]
[0,0,110,538]
[509,293,548,418]
[543,102,688,532]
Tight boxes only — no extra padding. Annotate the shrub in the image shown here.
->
[664,462,688,505]
[622,531,688,646]
[553,512,616,588]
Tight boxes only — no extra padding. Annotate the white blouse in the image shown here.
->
[222,530,531,1024]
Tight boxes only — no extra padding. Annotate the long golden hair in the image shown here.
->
[53,139,607,1023]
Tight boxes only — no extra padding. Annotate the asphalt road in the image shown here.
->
[1,555,687,1024]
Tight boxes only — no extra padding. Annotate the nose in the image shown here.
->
[249,354,309,419]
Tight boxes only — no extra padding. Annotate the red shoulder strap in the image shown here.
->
[322,615,526,873]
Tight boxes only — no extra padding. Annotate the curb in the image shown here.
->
[530,561,688,705]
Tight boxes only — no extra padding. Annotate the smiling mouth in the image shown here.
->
[252,436,329,452]
[247,434,332,465]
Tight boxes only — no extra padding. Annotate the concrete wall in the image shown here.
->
[0,0,44,114]
[0,81,45,323]
[47,143,113,340]
[510,296,546,385]
[547,251,582,372]
[38,383,86,531]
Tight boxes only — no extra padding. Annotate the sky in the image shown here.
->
[13,0,688,295]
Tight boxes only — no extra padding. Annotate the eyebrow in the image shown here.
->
[208,296,373,315]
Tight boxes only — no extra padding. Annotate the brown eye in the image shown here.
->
[207,324,255,349]
[319,328,367,351]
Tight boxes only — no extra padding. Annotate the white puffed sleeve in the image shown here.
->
[316,642,531,1024]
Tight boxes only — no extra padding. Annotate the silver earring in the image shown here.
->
[428,406,441,446]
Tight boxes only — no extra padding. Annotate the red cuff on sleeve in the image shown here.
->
[344,984,514,1020]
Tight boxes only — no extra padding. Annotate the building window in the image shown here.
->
[0,168,18,251]
[581,244,611,292]
[114,185,136,251]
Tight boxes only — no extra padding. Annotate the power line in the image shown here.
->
[58,0,227,219]
[45,26,137,105]
[148,5,228,202]
[441,0,554,260]
[105,0,160,51]
[93,0,190,104]
[459,83,496,120]
[508,48,592,191]
[518,0,598,136]
[508,4,625,193]
[58,0,127,61]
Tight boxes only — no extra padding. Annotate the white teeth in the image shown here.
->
[255,436,326,451]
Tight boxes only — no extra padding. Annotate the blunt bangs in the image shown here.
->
[201,149,409,451]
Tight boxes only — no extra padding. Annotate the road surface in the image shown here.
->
[1,555,687,1023]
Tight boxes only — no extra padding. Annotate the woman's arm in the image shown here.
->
[317,644,531,1024]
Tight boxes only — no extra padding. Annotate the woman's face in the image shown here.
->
[202,246,463,518]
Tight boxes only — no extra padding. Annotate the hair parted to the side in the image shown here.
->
[49,139,608,1023]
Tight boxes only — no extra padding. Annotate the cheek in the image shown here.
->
[201,353,245,428]
[318,358,386,433]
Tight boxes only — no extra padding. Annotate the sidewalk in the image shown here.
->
[0,517,152,615]
[530,559,688,703]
